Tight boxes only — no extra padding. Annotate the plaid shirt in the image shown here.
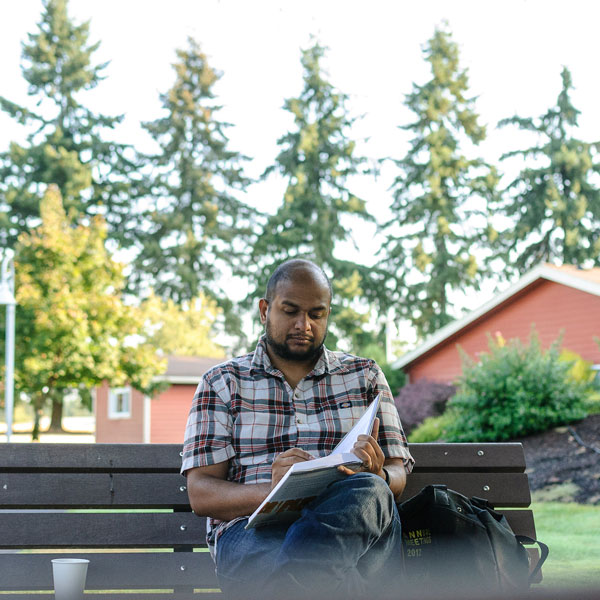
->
[181,336,414,556]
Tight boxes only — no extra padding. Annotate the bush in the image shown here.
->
[394,378,456,434]
[381,363,407,397]
[408,412,457,442]
[444,332,589,442]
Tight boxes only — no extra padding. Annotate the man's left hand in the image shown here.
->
[338,417,386,478]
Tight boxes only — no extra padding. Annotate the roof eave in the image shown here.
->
[392,264,600,370]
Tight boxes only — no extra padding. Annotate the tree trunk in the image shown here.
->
[31,395,45,442]
[48,395,65,432]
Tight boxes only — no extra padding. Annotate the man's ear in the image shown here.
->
[259,298,268,324]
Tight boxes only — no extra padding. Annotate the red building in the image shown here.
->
[394,264,600,384]
[95,355,224,443]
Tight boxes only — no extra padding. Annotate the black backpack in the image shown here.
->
[397,484,548,597]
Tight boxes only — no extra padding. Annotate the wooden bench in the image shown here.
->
[0,442,541,598]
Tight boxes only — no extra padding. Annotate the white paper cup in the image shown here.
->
[51,558,89,600]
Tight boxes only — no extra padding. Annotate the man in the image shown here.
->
[181,259,413,599]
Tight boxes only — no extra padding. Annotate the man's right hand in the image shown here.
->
[271,448,313,489]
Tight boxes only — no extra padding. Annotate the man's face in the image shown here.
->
[259,272,331,362]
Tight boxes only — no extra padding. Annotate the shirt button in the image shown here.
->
[296,417,303,424]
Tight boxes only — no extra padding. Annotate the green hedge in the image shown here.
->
[443,333,588,442]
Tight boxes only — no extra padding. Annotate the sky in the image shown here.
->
[1,0,600,342]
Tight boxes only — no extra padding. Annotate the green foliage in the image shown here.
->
[381,363,407,398]
[408,412,456,443]
[0,0,137,247]
[497,67,600,273]
[8,186,164,438]
[381,25,497,337]
[132,37,253,322]
[559,348,596,385]
[250,40,378,349]
[140,291,225,358]
[445,332,588,442]
[358,342,406,396]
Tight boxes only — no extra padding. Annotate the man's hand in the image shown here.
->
[271,448,314,489]
[338,417,385,478]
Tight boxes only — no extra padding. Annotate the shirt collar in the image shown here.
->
[250,335,349,378]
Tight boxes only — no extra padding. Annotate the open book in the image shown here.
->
[245,394,381,529]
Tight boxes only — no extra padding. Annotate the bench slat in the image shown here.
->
[409,443,526,472]
[0,508,536,549]
[0,513,206,548]
[0,588,220,600]
[0,473,189,508]
[400,472,531,506]
[0,551,217,589]
[498,509,536,539]
[0,444,182,472]
[0,471,531,508]
[0,443,526,473]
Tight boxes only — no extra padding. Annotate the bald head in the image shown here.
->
[265,259,332,303]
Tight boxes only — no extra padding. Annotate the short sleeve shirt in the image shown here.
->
[181,336,414,556]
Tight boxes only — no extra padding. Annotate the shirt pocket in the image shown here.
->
[233,406,294,465]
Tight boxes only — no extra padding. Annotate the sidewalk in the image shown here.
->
[0,415,95,443]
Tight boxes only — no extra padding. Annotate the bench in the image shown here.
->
[0,442,541,598]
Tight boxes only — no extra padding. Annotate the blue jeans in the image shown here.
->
[216,472,403,599]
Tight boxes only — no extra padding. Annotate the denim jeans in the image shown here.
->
[215,472,403,600]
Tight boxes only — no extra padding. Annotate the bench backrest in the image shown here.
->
[0,442,538,598]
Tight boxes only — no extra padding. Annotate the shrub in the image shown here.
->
[394,378,456,434]
[381,363,407,397]
[408,412,457,443]
[444,332,589,442]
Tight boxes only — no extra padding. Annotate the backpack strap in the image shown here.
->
[516,535,550,583]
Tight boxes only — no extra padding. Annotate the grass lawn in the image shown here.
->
[531,502,600,590]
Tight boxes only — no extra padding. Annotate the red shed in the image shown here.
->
[95,355,224,443]
[394,264,600,384]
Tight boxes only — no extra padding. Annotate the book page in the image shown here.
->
[331,393,381,455]
[246,394,382,529]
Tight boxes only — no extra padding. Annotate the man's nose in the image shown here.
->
[294,313,311,331]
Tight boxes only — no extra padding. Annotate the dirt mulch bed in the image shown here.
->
[514,414,600,504]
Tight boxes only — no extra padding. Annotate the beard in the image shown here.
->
[265,320,327,362]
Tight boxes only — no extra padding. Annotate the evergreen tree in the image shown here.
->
[497,67,600,272]
[131,38,252,335]
[0,0,137,247]
[251,41,375,349]
[8,186,162,438]
[382,27,497,337]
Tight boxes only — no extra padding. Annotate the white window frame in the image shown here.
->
[592,365,600,388]
[108,386,132,419]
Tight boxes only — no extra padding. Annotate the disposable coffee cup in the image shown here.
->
[51,558,89,600]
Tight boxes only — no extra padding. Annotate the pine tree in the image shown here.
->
[251,41,375,349]
[131,38,252,334]
[0,0,136,247]
[497,67,600,272]
[382,26,497,337]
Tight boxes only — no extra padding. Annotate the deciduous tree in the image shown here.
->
[10,186,162,437]
[141,291,225,358]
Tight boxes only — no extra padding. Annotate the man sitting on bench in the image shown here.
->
[181,259,414,599]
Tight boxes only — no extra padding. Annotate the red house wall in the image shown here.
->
[407,280,600,384]
[95,381,145,443]
[150,384,197,443]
